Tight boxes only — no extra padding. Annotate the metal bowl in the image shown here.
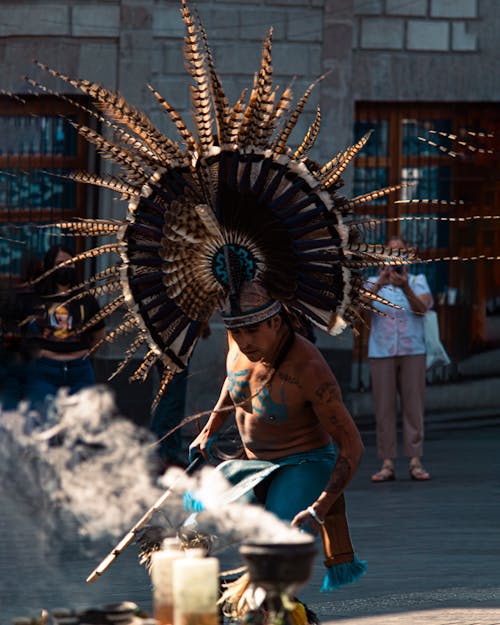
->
[239,539,317,590]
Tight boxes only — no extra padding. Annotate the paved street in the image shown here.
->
[1,423,499,624]
[304,424,500,624]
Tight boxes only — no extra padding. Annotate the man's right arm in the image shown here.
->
[189,377,234,459]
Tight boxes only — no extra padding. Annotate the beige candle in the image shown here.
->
[150,538,184,625]
[173,551,220,625]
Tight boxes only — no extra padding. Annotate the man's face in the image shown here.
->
[229,317,279,361]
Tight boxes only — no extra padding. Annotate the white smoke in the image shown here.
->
[159,466,309,548]
[0,386,309,558]
[0,386,163,549]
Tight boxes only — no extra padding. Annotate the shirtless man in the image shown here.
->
[189,282,364,531]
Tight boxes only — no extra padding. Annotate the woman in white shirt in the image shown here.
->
[367,238,433,482]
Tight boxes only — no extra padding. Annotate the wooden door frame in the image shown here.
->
[354,101,500,362]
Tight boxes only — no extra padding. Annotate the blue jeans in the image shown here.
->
[26,356,95,418]
[0,350,26,411]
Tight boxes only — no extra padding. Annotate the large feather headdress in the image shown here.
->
[25,0,498,409]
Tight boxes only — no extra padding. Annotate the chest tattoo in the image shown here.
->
[228,369,289,423]
[254,385,288,423]
[228,369,250,402]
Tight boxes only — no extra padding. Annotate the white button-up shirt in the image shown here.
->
[366,274,433,358]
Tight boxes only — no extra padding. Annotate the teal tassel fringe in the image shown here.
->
[183,491,205,513]
[320,554,367,592]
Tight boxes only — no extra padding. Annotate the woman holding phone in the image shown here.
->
[366,237,433,482]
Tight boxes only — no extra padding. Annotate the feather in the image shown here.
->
[321,131,373,188]
[69,122,149,182]
[418,130,494,157]
[346,242,417,258]
[35,217,122,237]
[181,0,214,152]
[88,315,139,356]
[35,61,183,162]
[292,105,321,161]
[28,243,123,286]
[107,333,148,381]
[273,78,295,122]
[226,88,248,145]
[129,349,159,383]
[151,366,176,414]
[272,72,327,155]
[339,183,413,213]
[238,28,274,149]
[196,8,231,145]
[61,171,139,201]
[148,84,196,153]
[351,214,500,230]
[25,76,163,166]
[47,266,122,299]
[78,294,126,334]
[59,281,123,310]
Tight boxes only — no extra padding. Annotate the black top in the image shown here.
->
[25,291,104,354]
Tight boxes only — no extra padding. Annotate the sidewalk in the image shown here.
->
[300,425,500,624]
[326,608,500,625]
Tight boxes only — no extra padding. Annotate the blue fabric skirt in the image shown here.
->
[216,443,337,523]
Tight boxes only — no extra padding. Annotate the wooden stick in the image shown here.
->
[86,453,205,583]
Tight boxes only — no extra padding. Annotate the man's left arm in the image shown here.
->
[292,362,364,531]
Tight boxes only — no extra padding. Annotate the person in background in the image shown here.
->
[0,253,43,411]
[150,322,211,472]
[24,244,105,418]
[150,365,190,471]
[366,237,433,482]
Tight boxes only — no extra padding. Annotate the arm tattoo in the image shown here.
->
[325,456,351,495]
[315,380,342,404]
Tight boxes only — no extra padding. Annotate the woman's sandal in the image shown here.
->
[409,464,431,481]
[371,465,395,483]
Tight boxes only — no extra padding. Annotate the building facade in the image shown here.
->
[1,0,499,417]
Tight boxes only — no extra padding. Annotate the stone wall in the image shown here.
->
[0,1,329,158]
[352,0,500,101]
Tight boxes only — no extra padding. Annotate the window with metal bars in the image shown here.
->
[353,102,500,378]
[0,95,90,283]
[0,95,91,344]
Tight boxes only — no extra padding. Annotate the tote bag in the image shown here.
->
[423,310,451,370]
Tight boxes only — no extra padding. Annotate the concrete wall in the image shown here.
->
[352,0,500,101]
[0,0,329,160]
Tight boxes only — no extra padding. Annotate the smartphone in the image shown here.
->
[393,266,404,274]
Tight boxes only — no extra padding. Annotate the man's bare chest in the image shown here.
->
[227,363,303,423]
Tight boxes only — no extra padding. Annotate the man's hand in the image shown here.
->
[189,430,219,461]
[291,508,323,534]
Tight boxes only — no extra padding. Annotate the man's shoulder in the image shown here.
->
[289,334,332,376]
[290,332,319,357]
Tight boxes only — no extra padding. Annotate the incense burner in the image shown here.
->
[240,538,317,593]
